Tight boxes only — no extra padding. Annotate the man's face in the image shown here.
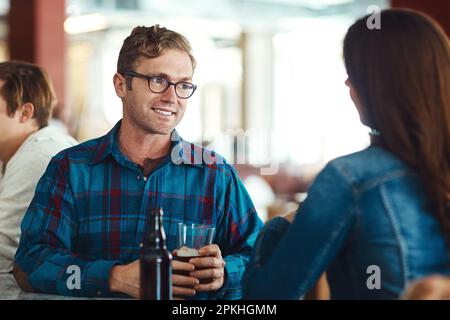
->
[119,49,194,136]
[0,80,21,161]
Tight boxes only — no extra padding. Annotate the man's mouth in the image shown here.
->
[152,107,176,116]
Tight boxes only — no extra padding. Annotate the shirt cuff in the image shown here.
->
[82,260,121,297]
[213,254,245,300]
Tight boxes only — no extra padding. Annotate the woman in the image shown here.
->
[243,9,450,299]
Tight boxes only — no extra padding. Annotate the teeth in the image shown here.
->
[154,108,173,116]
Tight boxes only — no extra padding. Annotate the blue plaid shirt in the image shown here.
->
[15,121,263,299]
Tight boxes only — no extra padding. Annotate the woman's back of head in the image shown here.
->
[343,9,450,240]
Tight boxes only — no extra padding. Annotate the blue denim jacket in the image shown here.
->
[243,145,450,299]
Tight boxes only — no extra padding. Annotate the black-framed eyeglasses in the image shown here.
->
[125,71,197,99]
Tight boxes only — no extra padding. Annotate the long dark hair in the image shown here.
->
[343,9,450,235]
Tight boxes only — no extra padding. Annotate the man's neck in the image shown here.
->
[0,129,38,167]
[118,121,171,167]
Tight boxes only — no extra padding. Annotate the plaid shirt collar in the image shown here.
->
[89,120,204,168]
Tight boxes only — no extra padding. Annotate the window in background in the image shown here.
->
[272,17,371,166]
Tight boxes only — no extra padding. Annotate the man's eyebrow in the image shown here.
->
[151,72,193,82]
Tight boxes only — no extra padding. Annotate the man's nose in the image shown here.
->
[161,84,177,102]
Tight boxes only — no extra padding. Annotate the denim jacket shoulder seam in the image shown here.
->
[357,169,415,193]
[331,159,415,195]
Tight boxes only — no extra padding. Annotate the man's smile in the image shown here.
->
[152,107,176,116]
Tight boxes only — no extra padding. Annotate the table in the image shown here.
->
[0,273,106,300]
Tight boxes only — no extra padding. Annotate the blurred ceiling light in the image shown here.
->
[64,14,110,34]
[246,0,354,9]
[249,0,354,4]
[66,4,81,16]
[294,0,354,4]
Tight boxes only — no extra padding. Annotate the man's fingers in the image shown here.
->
[172,260,195,272]
[194,279,223,292]
[172,274,200,287]
[190,267,224,280]
[172,273,199,297]
[173,286,196,297]
[198,244,221,257]
[189,256,225,269]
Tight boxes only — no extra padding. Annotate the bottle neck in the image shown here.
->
[145,208,167,249]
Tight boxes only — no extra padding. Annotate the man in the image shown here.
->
[14,25,263,299]
[0,61,77,273]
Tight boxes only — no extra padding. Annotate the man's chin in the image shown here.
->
[145,126,175,136]
[125,116,179,136]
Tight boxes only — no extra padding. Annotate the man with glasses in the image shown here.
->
[13,25,263,300]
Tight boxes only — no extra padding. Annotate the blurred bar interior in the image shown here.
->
[2,0,449,222]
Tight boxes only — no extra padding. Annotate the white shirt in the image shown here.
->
[0,126,77,273]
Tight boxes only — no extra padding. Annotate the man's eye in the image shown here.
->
[151,77,166,85]
[179,83,193,90]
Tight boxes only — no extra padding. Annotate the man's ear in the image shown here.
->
[113,73,128,98]
[18,102,35,124]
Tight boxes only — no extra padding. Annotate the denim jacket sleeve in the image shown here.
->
[247,217,290,268]
[243,162,356,299]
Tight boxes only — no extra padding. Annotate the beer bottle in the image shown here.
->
[140,207,172,300]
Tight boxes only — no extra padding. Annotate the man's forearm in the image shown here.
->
[15,245,121,297]
[109,265,125,293]
[108,260,140,298]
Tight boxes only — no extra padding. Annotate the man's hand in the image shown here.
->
[109,260,140,298]
[403,275,450,300]
[172,259,199,299]
[109,259,200,300]
[188,244,226,293]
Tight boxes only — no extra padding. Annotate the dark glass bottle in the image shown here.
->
[140,208,172,300]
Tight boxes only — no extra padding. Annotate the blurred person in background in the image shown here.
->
[0,61,77,273]
[243,9,450,299]
[404,275,450,300]
[14,25,263,299]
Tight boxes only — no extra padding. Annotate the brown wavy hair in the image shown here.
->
[0,60,55,128]
[344,9,450,236]
[117,24,196,88]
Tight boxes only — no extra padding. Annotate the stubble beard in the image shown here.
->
[127,105,179,136]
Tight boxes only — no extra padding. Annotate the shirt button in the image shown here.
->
[136,175,140,180]
[143,176,148,182]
